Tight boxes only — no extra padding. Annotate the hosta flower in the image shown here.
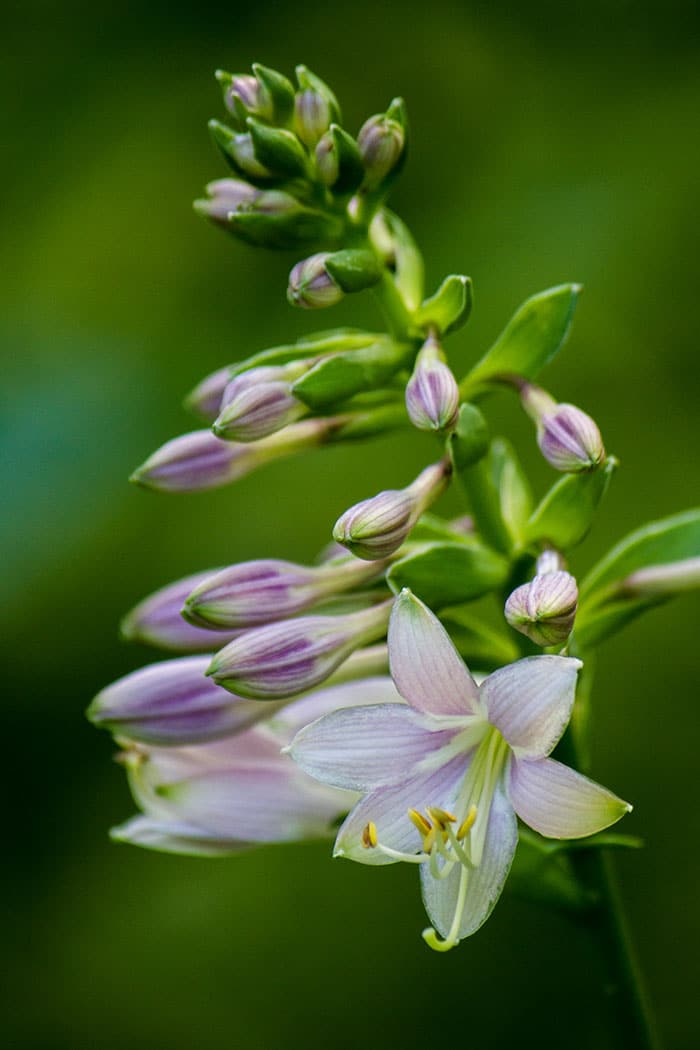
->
[289,589,631,950]
[112,676,402,856]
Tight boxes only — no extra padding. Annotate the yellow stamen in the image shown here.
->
[456,804,478,840]
[408,808,432,837]
[427,806,457,828]
[361,821,378,849]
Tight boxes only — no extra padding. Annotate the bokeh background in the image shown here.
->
[3,1,699,1047]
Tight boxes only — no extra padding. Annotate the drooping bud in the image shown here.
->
[206,600,393,699]
[87,656,274,745]
[521,384,605,473]
[130,421,331,493]
[183,556,387,629]
[333,460,451,560]
[120,572,243,652]
[287,252,344,309]
[505,570,578,647]
[357,109,405,190]
[405,335,460,432]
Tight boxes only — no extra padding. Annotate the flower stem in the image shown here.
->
[557,730,661,1049]
[371,269,414,339]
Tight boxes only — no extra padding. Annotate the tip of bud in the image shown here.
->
[505,571,578,647]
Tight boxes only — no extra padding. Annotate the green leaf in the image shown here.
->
[375,209,424,311]
[581,508,700,599]
[524,458,616,551]
[321,125,365,194]
[439,605,520,669]
[324,250,382,294]
[461,284,581,395]
[251,63,296,125]
[226,199,342,249]
[408,513,475,544]
[490,438,535,546]
[387,540,510,608]
[413,275,473,336]
[575,509,700,648]
[248,118,310,178]
[292,338,411,409]
[229,330,383,377]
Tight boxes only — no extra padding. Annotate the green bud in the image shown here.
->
[323,249,382,294]
[247,118,310,179]
[315,125,365,193]
[358,110,406,190]
[250,63,296,125]
[295,66,341,122]
[208,120,272,180]
[216,70,274,126]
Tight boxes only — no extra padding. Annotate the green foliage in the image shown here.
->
[387,540,510,607]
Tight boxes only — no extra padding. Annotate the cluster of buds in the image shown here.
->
[90,60,700,956]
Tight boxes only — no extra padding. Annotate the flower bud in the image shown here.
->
[192,178,259,227]
[521,384,605,473]
[287,253,344,310]
[621,556,700,597]
[213,379,305,442]
[130,421,330,493]
[333,460,451,560]
[183,557,386,629]
[120,572,243,652]
[295,89,332,148]
[217,71,274,123]
[315,125,365,192]
[206,600,393,699]
[505,570,578,647]
[357,113,405,189]
[405,336,460,432]
[208,121,273,179]
[87,656,270,745]
[184,366,233,422]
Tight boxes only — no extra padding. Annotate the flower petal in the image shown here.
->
[508,756,632,838]
[334,754,468,865]
[273,676,403,738]
[480,655,582,758]
[110,815,254,856]
[388,589,481,715]
[287,704,453,792]
[420,778,518,941]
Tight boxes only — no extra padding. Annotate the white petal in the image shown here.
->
[287,703,455,792]
[420,778,517,941]
[110,815,253,856]
[480,655,582,758]
[273,676,403,738]
[508,756,632,838]
[334,754,468,865]
[388,589,481,716]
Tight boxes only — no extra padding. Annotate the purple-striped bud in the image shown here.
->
[121,572,243,652]
[213,379,305,442]
[287,252,344,310]
[295,89,332,147]
[206,600,393,699]
[87,656,273,745]
[218,71,274,123]
[405,336,460,432]
[184,366,233,422]
[505,571,578,647]
[522,384,605,473]
[183,557,386,629]
[357,114,405,189]
[130,421,329,493]
[333,460,451,560]
[192,178,259,227]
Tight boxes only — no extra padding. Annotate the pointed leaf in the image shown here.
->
[413,275,473,336]
[387,540,510,609]
[524,458,616,550]
[292,338,411,409]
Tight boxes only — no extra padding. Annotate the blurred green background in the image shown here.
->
[3,1,699,1047]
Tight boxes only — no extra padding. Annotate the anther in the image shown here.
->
[456,804,478,840]
[361,821,378,849]
[408,808,432,837]
[427,806,457,828]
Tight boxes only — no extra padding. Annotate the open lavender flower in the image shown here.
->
[288,589,631,950]
[112,676,403,856]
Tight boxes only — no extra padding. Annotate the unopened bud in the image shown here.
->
[192,178,259,227]
[621,556,700,598]
[120,572,242,652]
[184,366,233,422]
[522,384,605,473]
[87,656,268,745]
[405,336,460,432]
[358,113,405,189]
[295,89,332,148]
[183,556,386,629]
[505,570,578,647]
[213,380,305,442]
[315,124,365,192]
[288,252,344,310]
[208,121,272,179]
[206,601,393,699]
[333,460,451,560]
[217,71,274,123]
